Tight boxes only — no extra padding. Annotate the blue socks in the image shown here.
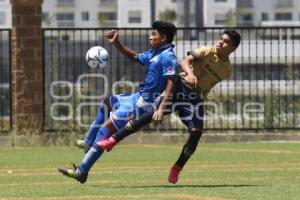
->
[79,124,114,174]
[79,146,103,174]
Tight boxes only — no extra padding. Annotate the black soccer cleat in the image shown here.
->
[58,163,88,184]
[74,139,91,153]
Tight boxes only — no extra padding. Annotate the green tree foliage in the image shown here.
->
[158,9,176,23]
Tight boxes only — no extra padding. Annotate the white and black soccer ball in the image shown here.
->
[85,46,109,69]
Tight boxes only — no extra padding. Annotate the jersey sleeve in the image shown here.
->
[161,53,177,78]
[137,49,154,66]
[187,46,209,61]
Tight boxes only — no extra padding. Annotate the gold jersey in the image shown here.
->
[180,46,232,98]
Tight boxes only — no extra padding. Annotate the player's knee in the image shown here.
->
[92,142,103,151]
[125,120,136,131]
[189,128,202,140]
[189,128,202,134]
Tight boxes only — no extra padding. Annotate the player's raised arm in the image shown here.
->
[106,29,138,63]
[152,78,176,125]
[181,55,198,88]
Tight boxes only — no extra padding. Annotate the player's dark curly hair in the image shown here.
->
[152,21,177,44]
[222,29,241,48]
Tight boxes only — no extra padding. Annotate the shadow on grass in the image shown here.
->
[91,184,264,189]
[138,184,263,188]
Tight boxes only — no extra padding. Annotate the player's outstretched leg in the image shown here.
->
[58,144,104,183]
[75,97,112,153]
[168,129,202,184]
[58,163,88,184]
[58,120,117,183]
[97,136,117,151]
[98,112,153,151]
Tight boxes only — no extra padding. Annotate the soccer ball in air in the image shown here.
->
[85,46,109,69]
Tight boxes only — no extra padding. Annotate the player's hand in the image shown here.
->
[106,30,119,44]
[152,110,164,126]
[185,73,198,88]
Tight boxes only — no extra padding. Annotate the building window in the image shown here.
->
[275,12,292,20]
[237,13,253,26]
[81,12,89,21]
[57,0,75,5]
[42,12,49,21]
[98,12,117,21]
[56,13,74,27]
[237,0,253,7]
[261,13,268,21]
[214,13,226,25]
[179,16,185,24]
[99,0,116,3]
[190,14,195,23]
[56,13,74,21]
[275,0,293,7]
[128,10,142,23]
[98,12,117,26]
[0,12,5,25]
[242,13,253,21]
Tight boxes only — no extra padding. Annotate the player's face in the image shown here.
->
[149,30,165,50]
[216,33,236,55]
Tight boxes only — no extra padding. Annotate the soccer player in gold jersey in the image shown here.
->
[96,29,241,184]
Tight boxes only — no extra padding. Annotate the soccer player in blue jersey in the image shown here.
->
[99,29,241,184]
[58,21,177,183]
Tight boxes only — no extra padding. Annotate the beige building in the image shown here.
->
[0,0,300,28]
[0,0,11,28]
[41,0,176,28]
[177,0,300,27]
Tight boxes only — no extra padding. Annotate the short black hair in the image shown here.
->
[222,29,241,48]
[152,20,177,44]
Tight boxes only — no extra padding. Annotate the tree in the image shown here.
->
[224,9,237,27]
[42,13,55,27]
[158,9,176,23]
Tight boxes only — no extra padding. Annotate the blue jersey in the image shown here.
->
[137,44,177,102]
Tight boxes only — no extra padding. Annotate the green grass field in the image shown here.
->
[0,142,300,200]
